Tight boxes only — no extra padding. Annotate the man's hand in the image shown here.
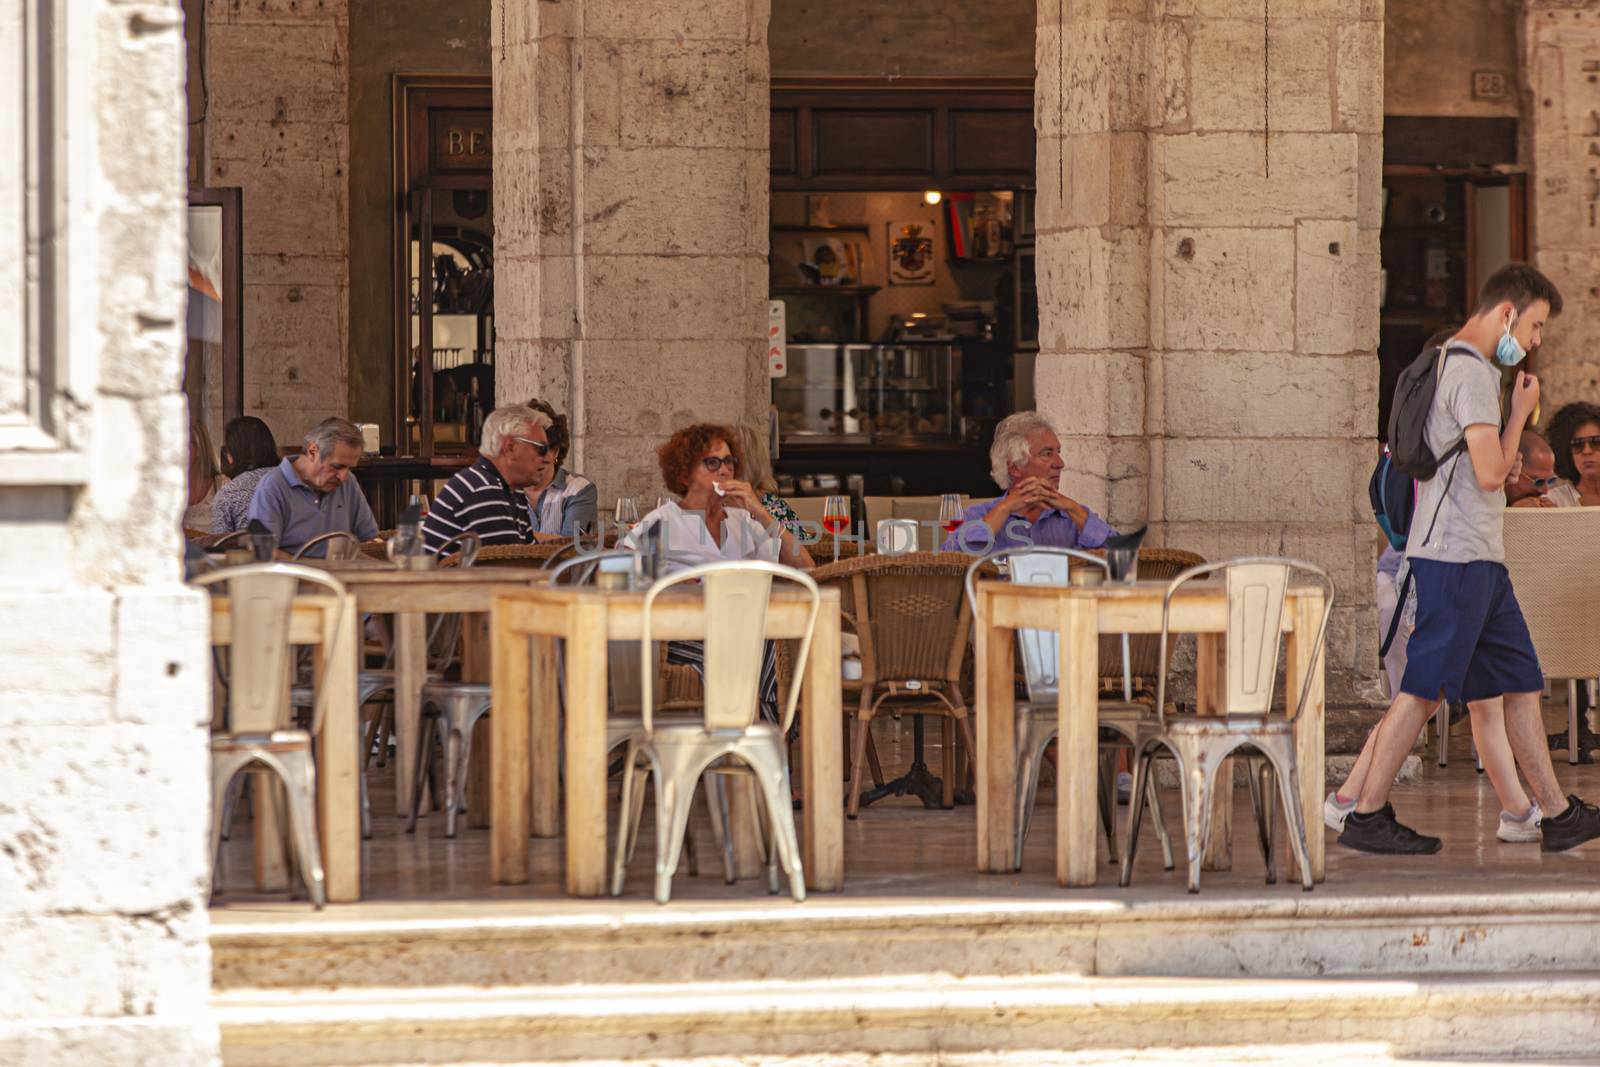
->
[1510,370,1540,426]
[1511,494,1557,509]
[1035,485,1090,527]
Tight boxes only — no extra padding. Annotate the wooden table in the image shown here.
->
[209,591,362,901]
[311,562,547,815]
[490,584,845,897]
[972,579,1328,888]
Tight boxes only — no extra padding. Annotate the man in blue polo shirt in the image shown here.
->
[246,417,378,557]
[942,411,1115,553]
[1340,263,1600,855]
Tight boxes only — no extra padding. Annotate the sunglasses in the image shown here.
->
[701,455,739,473]
[1526,476,1559,490]
[512,436,553,457]
[1572,436,1600,454]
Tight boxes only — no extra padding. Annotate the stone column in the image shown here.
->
[493,0,770,503]
[1035,0,1384,701]
[1524,1,1600,407]
[0,1,214,1063]
[204,0,351,443]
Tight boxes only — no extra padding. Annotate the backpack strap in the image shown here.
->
[1380,442,1466,659]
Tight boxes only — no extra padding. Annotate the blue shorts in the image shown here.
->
[1400,558,1543,704]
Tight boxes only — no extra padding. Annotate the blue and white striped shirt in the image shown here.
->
[421,456,533,554]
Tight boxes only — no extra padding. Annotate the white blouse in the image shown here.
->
[1547,483,1586,508]
[620,501,781,575]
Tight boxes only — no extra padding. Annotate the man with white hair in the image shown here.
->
[942,411,1115,552]
[246,416,380,557]
[421,404,553,553]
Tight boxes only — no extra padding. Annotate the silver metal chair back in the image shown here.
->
[435,530,482,569]
[294,530,362,561]
[546,548,638,587]
[641,560,821,735]
[212,529,250,550]
[192,563,349,734]
[1155,557,1334,723]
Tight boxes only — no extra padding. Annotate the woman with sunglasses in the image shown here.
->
[1545,401,1600,507]
[625,422,813,573]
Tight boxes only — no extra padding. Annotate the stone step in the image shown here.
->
[214,969,1600,1066]
[211,888,1600,993]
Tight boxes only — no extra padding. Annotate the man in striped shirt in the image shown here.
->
[422,404,552,554]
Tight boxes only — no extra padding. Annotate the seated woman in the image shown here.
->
[734,421,808,540]
[184,420,224,532]
[210,416,281,534]
[1546,401,1600,507]
[624,423,813,723]
[626,422,814,573]
[522,397,598,541]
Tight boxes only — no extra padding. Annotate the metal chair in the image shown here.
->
[293,530,362,561]
[963,547,1174,873]
[1120,557,1334,894]
[193,563,350,908]
[211,529,250,551]
[611,560,821,904]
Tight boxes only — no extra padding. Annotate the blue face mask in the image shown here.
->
[1496,311,1527,367]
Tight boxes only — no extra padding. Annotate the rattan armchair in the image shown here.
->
[811,551,983,817]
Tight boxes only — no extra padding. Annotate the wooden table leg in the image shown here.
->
[315,595,362,902]
[801,596,843,891]
[1286,591,1327,883]
[392,611,428,816]
[564,600,609,897]
[975,601,1016,874]
[529,635,562,838]
[461,614,491,831]
[1196,632,1233,872]
[490,602,532,885]
[1057,597,1099,888]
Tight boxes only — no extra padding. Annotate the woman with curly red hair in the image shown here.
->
[626,421,813,572]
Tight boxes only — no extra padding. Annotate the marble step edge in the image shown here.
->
[214,970,1600,1067]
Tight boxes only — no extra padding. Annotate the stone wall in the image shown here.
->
[0,1,215,1064]
[1524,1,1600,410]
[1034,0,1385,703]
[1387,0,1518,117]
[771,0,1035,77]
[202,0,351,445]
[494,0,771,504]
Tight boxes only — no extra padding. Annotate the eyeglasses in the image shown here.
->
[1572,436,1600,454]
[512,436,553,457]
[701,455,738,473]
[1527,476,1559,490]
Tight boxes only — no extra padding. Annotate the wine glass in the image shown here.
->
[822,495,849,562]
[615,496,639,533]
[939,494,964,536]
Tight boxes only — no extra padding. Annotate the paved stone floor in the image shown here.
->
[213,715,1600,913]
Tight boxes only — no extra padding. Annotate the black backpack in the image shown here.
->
[1386,341,1469,479]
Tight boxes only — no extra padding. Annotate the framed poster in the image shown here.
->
[888,219,935,285]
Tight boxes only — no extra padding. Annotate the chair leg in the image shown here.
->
[1261,761,1278,883]
[274,749,327,909]
[1245,757,1274,885]
[954,713,979,795]
[846,714,871,819]
[940,717,955,809]
[1169,737,1220,895]
[1261,737,1314,893]
[653,749,713,905]
[1570,680,1582,766]
[610,742,640,897]
[376,705,393,768]
[1098,749,1119,865]
[443,719,464,839]
[359,767,372,842]
[218,773,247,842]
[209,758,247,897]
[744,775,780,895]
[745,742,805,902]
[1014,715,1051,872]
[406,715,437,834]
[865,729,886,787]
[1119,747,1154,888]
[1435,701,1449,767]
[1145,768,1176,871]
[706,774,737,884]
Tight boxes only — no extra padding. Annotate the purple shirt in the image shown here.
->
[941,495,1116,553]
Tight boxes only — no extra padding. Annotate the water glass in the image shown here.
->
[615,497,639,531]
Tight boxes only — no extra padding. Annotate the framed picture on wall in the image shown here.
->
[888,219,935,285]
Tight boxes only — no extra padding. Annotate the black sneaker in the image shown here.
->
[1337,804,1442,855]
[1540,795,1600,852]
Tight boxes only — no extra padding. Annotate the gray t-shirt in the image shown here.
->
[1405,342,1505,564]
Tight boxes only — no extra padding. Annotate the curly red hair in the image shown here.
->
[657,423,744,496]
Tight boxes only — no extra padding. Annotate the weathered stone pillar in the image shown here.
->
[493,0,771,502]
[1035,0,1384,699]
[204,0,351,443]
[1,1,214,1063]
[1524,1,1600,406]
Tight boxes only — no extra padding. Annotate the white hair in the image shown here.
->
[989,411,1057,489]
[304,417,365,458]
[479,404,552,458]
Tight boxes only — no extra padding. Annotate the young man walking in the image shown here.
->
[1340,263,1600,855]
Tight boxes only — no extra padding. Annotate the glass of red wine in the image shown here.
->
[939,494,963,537]
[822,495,849,562]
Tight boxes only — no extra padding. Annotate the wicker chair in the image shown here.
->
[811,551,987,817]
